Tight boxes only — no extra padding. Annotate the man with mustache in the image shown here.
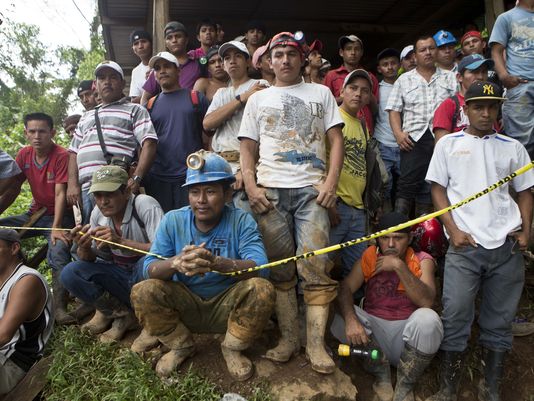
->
[331,212,442,401]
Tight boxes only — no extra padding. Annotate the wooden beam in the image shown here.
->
[152,0,169,53]
[485,0,504,33]
[100,16,146,26]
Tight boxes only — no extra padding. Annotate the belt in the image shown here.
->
[217,150,240,163]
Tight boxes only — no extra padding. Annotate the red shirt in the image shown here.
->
[324,65,379,134]
[15,144,69,215]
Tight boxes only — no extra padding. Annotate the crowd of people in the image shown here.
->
[1,1,534,400]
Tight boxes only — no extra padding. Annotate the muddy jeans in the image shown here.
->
[257,186,338,305]
[0,358,26,395]
[131,277,275,342]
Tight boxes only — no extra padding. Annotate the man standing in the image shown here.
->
[68,61,157,223]
[433,54,492,141]
[77,80,97,111]
[461,31,486,56]
[203,41,268,184]
[0,229,53,395]
[144,52,209,212]
[131,151,274,380]
[0,149,21,196]
[386,35,456,217]
[0,113,74,325]
[490,0,534,158]
[239,32,344,374]
[324,35,378,133]
[188,19,217,59]
[193,45,229,102]
[129,30,153,104]
[332,212,442,401]
[61,165,163,343]
[398,45,416,75]
[329,69,374,278]
[374,48,401,209]
[426,81,534,401]
[433,30,458,72]
[244,20,266,56]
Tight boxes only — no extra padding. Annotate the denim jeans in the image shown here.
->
[440,238,524,352]
[60,257,145,308]
[329,201,367,278]
[143,174,188,213]
[0,212,73,271]
[502,81,534,159]
[258,186,338,305]
[378,142,400,200]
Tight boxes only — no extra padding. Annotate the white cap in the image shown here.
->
[400,45,414,60]
[149,51,180,69]
[94,60,124,79]
[219,40,250,58]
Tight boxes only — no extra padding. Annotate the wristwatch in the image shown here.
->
[235,94,244,105]
[132,175,143,184]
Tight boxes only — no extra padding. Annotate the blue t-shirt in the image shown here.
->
[143,205,269,299]
[148,89,209,182]
[489,6,534,81]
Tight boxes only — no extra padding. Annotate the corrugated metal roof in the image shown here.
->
[99,0,485,79]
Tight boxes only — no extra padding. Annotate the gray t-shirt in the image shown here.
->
[0,149,21,179]
[89,193,163,268]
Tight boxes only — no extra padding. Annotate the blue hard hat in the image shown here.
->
[183,151,236,187]
[433,30,457,47]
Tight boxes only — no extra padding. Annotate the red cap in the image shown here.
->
[460,30,482,45]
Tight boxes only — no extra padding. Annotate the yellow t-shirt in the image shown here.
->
[336,107,367,208]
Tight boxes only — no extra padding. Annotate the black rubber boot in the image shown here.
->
[425,350,466,401]
[393,343,435,401]
[394,198,414,217]
[477,348,506,401]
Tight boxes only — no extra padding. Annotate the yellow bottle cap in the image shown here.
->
[338,344,350,356]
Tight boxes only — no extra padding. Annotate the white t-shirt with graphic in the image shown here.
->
[238,81,343,188]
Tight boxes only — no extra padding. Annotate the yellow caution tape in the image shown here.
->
[2,160,533,275]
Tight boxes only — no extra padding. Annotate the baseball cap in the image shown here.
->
[149,51,180,68]
[377,48,400,62]
[219,40,250,58]
[129,30,152,45]
[252,45,269,69]
[308,39,323,53]
[433,30,457,47]
[268,32,304,52]
[89,166,129,194]
[206,45,221,61]
[164,21,187,37]
[343,69,373,90]
[338,35,363,49]
[461,30,482,45]
[94,60,124,80]
[0,229,21,244]
[377,212,411,233]
[77,80,94,96]
[458,54,494,73]
[246,20,266,34]
[464,81,505,103]
[400,45,414,60]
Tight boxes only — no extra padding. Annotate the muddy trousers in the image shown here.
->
[130,277,275,342]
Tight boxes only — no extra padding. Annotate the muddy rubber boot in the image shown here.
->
[51,269,76,325]
[425,350,466,401]
[265,288,300,362]
[131,328,160,353]
[156,322,195,377]
[71,301,95,322]
[393,343,435,401]
[100,311,138,343]
[81,310,113,335]
[305,305,335,374]
[477,348,505,401]
[221,332,254,381]
[394,198,414,217]
[361,340,393,401]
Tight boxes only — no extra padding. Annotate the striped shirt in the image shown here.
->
[385,68,456,142]
[69,97,157,190]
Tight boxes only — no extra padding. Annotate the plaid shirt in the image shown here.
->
[385,68,456,142]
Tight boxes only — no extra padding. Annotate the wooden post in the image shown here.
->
[485,0,505,33]
[152,0,169,53]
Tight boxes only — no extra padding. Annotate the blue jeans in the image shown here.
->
[329,201,367,278]
[0,212,73,271]
[440,238,524,352]
[502,81,534,159]
[378,142,400,200]
[259,186,338,305]
[60,257,145,308]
